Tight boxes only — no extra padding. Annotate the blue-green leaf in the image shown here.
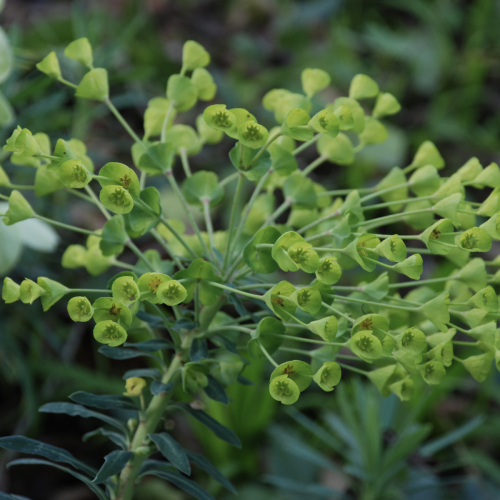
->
[39,403,127,434]
[98,346,160,360]
[203,375,229,405]
[82,428,128,450]
[176,404,241,448]
[185,450,236,494]
[0,493,31,500]
[123,368,162,380]
[0,436,96,476]
[148,433,190,475]
[150,381,175,395]
[93,450,134,484]
[7,459,107,500]
[190,338,208,361]
[69,391,137,411]
[124,339,175,352]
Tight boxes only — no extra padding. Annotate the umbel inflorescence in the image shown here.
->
[1,38,500,499]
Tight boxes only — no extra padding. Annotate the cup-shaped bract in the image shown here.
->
[182,40,210,71]
[457,227,492,253]
[3,190,34,226]
[2,277,20,304]
[461,353,494,382]
[0,165,10,186]
[373,92,401,118]
[361,272,389,301]
[313,362,341,392]
[143,97,176,139]
[308,316,338,342]
[137,273,171,304]
[457,157,483,183]
[243,226,281,274]
[196,114,223,145]
[167,74,198,112]
[287,242,319,274]
[270,360,313,392]
[37,277,69,311]
[332,105,354,130]
[395,327,427,355]
[94,320,127,347]
[36,51,62,79]
[420,219,455,255]
[156,280,187,306]
[409,165,441,197]
[433,193,462,225]
[352,314,389,336]
[263,281,297,321]
[247,317,285,360]
[343,233,380,271]
[419,360,446,385]
[317,133,354,165]
[182,171,224,207]
[269,374,300,405]
[67,296,94,322]
[376,167,408,212]
[237,122,269,149]
[389,377,414,401]
[358,117,388,145]
[75,68,109,101]
[164,124,202,156]
[427,341,454,367]
[97,162,140,198]
[474,162,500,188]
[123,377,146,397]
[374,235,407,263]
[191,68,216,101]
[419,292,450,333]
[272,231,306,272]
[112,276,140,305]
[350,330,382,360]
[467,286,498,312]
[316,256,342,285]
[281,108,313,142]
[59,159,92,188]
[301,68,330,98]
[393,254,423,280]
[92,297,132,329]
[309,109,340,138]
[100,185,134,214]
[19,278,46,305]
[410,140,445,170]
[349,74,379,100]
[64,37,93,68]
[479,212,500,240]
[290,287,322,315]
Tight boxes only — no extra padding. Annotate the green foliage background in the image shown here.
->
[1,0,500,499]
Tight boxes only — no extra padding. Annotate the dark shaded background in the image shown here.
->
[1,0,500,499]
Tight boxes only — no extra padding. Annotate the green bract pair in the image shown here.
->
[1,37,499,500]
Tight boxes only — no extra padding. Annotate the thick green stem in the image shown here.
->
[223,173,245,272]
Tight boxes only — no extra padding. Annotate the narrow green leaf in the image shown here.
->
[93,450,134,484]
[185,450,236,494]
[149,433,190,475]
[203,375,229,405]
[69,391,137,411]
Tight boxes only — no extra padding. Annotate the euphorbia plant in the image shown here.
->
[1,37,499,499]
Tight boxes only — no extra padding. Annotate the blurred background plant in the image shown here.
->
[1,0,500,499]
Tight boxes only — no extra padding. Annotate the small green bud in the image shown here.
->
[237,122,269,149]
[349,74,379,99]
[64,38,93,68]
[307,316,338,342]
[61,244,87,269]
[269,374,300,405]
[419,292,450,333]
[3,190,34,225]
[420,360,446,385]
[167,74,198,112]
[67,296,93,322]
[19,278,46,305]
[92,297,132,329]
[123,377,146,397]
[203,104,237,132]
[100,185,134,214]
[37,277,69,311]
[395,327,427,355]
[94,320,127,347]
[59,159,92,188]
[301,68,331,98]
[372,92,401,118]
[182,40,210,71]
[191,68,216,101]
[317,133,354,165]
[316,256,342,285]
[156,280,187,306]
[127,418,138,432]
[457,227,492,252]
[75,68,109,101]
[308,109,339,138]
[313,362,341,392]
[112,276,140,305]
[410,141,445,170]
[2,277,20,304]
[270,360,313,392]
[36,51,62,79]
[350,330,382,360]
[393,254,423,280]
